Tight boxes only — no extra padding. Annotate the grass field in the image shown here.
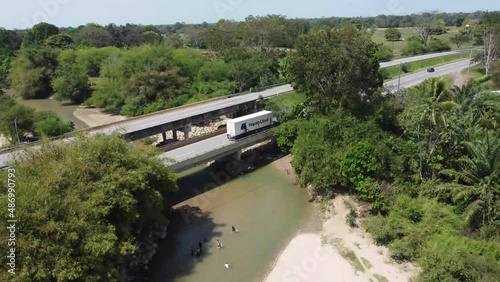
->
[462,64,486,79]
[461,64,495,89]
[371,27,471,58]
[383,51,478,80]
[266,91,305,112]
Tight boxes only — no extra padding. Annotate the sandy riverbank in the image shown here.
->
[0,134,9,148]
[266,156,419,282]
[73,108,127,128]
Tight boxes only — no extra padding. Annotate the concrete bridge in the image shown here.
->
[161,130,273,173]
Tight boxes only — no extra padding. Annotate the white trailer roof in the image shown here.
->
[228,111,273,123]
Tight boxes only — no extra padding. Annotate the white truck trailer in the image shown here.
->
[226,111,275,140]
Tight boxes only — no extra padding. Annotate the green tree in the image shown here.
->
[121,68,186,116]
[273,120,305,154]
[44,33,74,49]
[491,60,500,89]
[439,129,500,230]
[286,25,383,114]
[202,20,239,52]
[399,78,460,181]
[0,103,35,144]
[33,111,74,137]
[22,22,59,47]
[53,50,93,104]
[0,48,14,88]
[402,36,429,56]
[0,28,22,50]
[0,134,177,281]
[72,24,115,48]
[427,38,451,52]
[8,48,58,99]
[376,44,394,62]
[450,32,469,48]
[384,28,402,41]
[225,48,279,92]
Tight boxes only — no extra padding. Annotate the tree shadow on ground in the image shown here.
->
[143,206,224,282]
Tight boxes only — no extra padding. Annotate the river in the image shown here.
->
[147,158,319,282]
[16,97,88,129]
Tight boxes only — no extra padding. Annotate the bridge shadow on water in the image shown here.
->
[143,143,285,282]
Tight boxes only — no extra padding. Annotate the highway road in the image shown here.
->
[380,48,477,68]
[0,58,473,169]
[385,59,472,89]
[161,134,233,164]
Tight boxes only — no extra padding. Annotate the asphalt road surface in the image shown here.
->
[160,134,233,164]
[0,59,473,168]
[385,59,472,89]
[380,48,477,68]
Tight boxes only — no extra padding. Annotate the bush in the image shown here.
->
[379,68,390,79]
[402,38,428,56]
[33,112,74,137]
[346,207,358,227]
[427,38,452,52]
[273,120,305,154]
[393,195,423,223]
[475,74,491,84]
[377,44,394,62]
[401,63,410,73]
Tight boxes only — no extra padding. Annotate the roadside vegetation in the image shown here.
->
[273,11,500,281]
[381,52,479,80]
[372,26,468,58]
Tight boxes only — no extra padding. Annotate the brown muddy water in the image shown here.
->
[16,97,87,129]
[147,162,319,282]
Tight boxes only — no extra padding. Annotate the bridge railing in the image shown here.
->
[164,129,274,165]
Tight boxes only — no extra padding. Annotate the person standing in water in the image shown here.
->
[216,239,222,249]
[231,225,237,233]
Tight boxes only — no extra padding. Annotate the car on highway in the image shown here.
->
[427,67,435,72]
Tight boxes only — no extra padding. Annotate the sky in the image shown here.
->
[1,0,499,29]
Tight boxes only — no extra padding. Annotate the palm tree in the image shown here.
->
[439,128,500,229]
[465,91,500,130]
[450,80,479,114]
[417,78,460,129]
[413,78,460,180]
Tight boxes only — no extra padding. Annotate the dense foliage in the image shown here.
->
[275,17,499,279]
[0,95,74,144]
[286,25,383,115]
[0,134,178,281]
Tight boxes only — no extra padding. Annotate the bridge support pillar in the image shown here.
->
[161,132,167,143]
[232,149,242,161]
[183,124,192,140]
[172,130,177,141]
